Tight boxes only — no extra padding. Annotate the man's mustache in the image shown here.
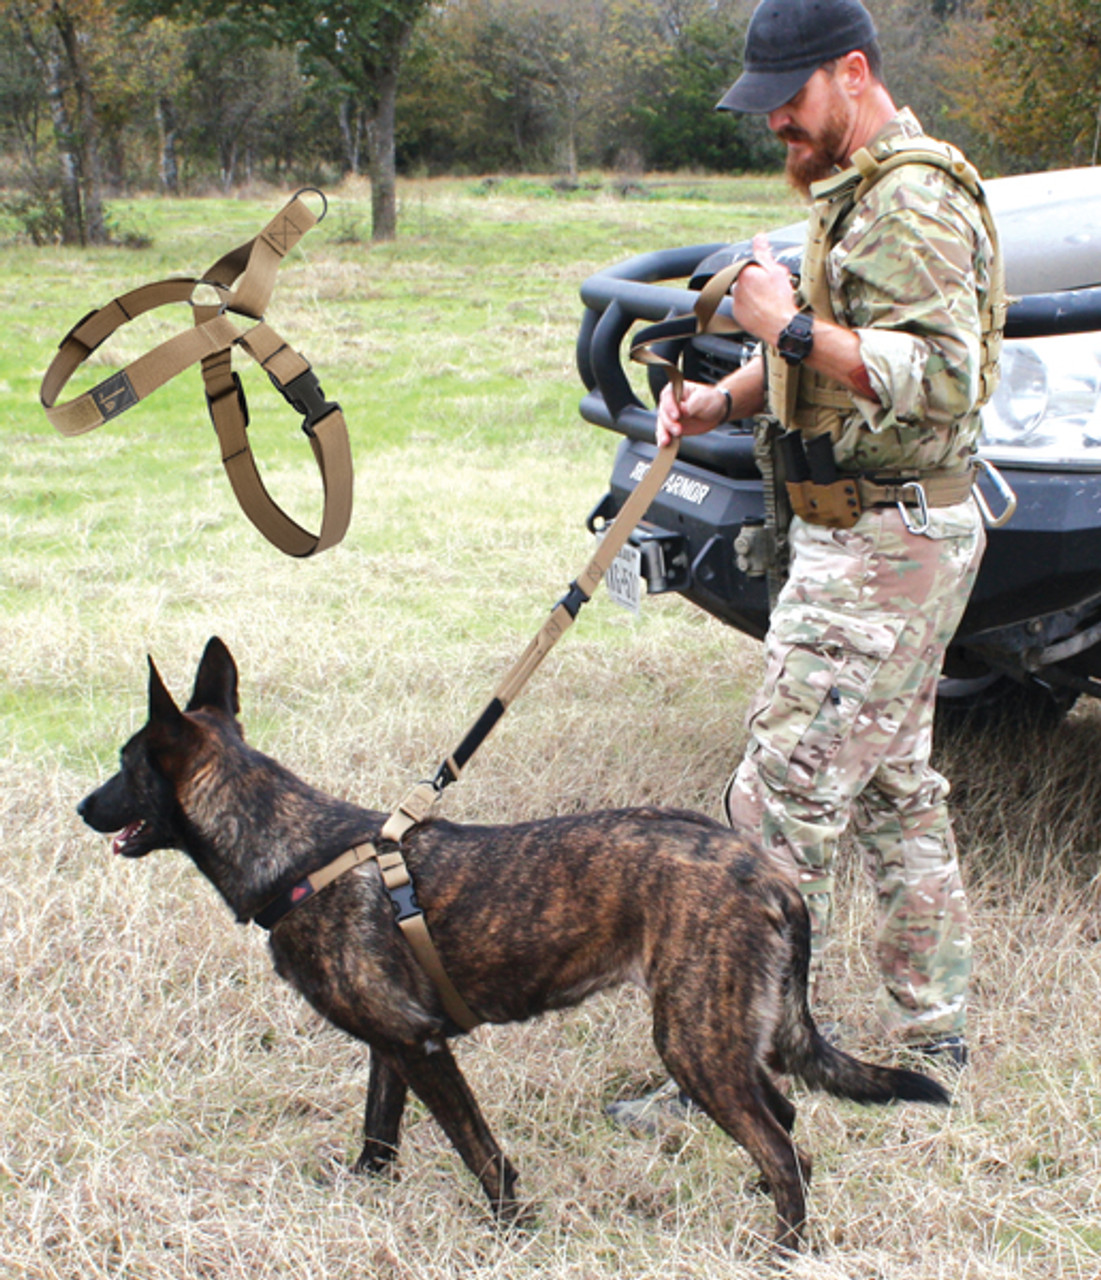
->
[777,126,811,145]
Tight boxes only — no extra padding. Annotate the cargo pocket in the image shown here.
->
[747,605,905,795]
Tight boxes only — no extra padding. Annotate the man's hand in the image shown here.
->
[729,234,799,346]
[656,380,730,447]
[655,358,768,448]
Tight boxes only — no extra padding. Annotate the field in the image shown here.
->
[3,175,1100,1279]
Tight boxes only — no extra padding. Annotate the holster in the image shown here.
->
[780,431,862,529]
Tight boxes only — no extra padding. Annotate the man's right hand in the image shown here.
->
[656,358,767,448]
[656,380,729,448]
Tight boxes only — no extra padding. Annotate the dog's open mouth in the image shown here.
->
[112,820,153,858]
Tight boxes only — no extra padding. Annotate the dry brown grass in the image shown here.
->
[4,180,1100,1279]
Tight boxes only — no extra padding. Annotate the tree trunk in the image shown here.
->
[44,44,83,243]
[157,95,180,195]
[364,67,399,241]
[338,96,363,175]
[13,5,82,242]
[54,0,107,243]
[220,136,238,192]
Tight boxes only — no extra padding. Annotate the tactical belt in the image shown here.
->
[252,440,682,1032]
[786,466,978,532]
[40,189,352,557]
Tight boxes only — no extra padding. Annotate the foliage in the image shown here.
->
[120,0,432,237]
[0,0,1097,219]
[397,0,773,176]
[611,1,775,172]
[0,175,64,242]
[942,0,1101,170]
[5,0,115,242]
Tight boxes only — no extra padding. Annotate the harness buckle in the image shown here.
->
[897,480,930,534]
[271,367,340,437]
[387,879,422,924]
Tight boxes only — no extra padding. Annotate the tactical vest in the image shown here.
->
[766,137,1007,458]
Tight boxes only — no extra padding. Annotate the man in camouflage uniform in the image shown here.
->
[612,0,996,1131]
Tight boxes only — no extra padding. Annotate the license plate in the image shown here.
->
[603,541,642,614]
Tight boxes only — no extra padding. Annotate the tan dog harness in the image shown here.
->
[40,190,352,557]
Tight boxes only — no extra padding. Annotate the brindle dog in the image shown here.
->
[78,637,949,1251]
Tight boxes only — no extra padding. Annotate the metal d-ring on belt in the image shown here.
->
[39,189,353,557]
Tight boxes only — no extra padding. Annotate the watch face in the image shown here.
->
[779,313,813,363]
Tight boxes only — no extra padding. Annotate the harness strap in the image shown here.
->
[373,845,481,1032]
[200,188,321,320]
[42,283,240,435]
[252,838,482,1034]
[628,259,756,398]
[39,190,352,557]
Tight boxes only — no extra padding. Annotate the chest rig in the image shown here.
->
[765,137,1008,532]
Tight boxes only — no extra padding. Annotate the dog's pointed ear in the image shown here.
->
[186,636,240,716]
[147,656,185,727]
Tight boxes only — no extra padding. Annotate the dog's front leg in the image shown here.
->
[354,1050,408,1176]
[394,1042,521,1222]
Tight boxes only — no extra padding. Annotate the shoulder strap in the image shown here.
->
[849,140,1007,406]
[798,136,1006,416]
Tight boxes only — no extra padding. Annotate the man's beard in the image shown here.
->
[780,102,851,198]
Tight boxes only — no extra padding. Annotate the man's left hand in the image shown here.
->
[730,233,799,347]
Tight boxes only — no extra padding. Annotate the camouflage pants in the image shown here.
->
[724,500,985,1041]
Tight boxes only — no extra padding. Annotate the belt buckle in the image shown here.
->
[897,481,930,534]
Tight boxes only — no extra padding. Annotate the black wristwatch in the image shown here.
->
[777,311,814,366]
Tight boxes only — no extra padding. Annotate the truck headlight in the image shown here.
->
[980,333,1101,469]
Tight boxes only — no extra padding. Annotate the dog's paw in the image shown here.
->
[352,1142,401,1179]
[491,1195,538,1232]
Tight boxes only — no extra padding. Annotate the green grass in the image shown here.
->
[3,173,1101,1280]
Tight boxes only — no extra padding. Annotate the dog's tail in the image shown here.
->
[770,882,951,1109]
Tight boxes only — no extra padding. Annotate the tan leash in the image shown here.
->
[40,189,352,557]
[254,439,682,1032]
[628,257,758,401]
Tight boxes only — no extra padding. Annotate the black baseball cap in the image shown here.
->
[718,0,878,115]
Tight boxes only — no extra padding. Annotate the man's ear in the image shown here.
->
[838,49,871,97]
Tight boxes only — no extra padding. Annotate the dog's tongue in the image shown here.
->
[112,822,144,856]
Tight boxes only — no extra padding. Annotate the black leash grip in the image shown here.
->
[445,698,506,783]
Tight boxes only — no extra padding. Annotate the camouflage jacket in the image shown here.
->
[805,109,997,475]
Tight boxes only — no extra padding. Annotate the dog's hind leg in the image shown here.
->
[748,1069,813,1202]
[680,1064,807,1250]
[354,1051,408,1176]
[655,1001,808,1250]
[392,1041,521,1222]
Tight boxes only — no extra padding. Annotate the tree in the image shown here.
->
[940,0,1101,170]
[602,0,771,173]
[7,0,111,244]
[128,0,431,239]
